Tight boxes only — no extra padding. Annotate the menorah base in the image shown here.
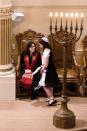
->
[53,96,75,129]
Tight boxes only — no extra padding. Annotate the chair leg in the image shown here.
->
[78,78,86,96]
[76,84,81,96]
[82,78,86,96]
[29,86,31,97]
[57,91,62,96]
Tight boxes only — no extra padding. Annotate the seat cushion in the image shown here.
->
[56,68,80,83]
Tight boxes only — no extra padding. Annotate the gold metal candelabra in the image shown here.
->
[49,12,84,129]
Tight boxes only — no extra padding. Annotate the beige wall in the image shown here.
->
[0,0,12,6]
[11,0,87,52]
[13,0,87,6]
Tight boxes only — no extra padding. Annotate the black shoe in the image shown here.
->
[30,96,37,100]
[48,99,57,106]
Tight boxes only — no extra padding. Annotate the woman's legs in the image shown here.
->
[43,87,57,106]
[43,87,54,99]
[43,87,57,105]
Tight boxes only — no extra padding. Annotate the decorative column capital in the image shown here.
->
[0,6,13,16]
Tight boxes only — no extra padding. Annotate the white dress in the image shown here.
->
[39,48,51,86]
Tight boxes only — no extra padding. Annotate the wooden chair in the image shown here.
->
[15,29,44,97]
[48,33,86,96]
[82,35,87,96]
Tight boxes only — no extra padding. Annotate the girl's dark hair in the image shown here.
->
[27,41,35,50]
[38,39,51,50]
[24,41,36,56]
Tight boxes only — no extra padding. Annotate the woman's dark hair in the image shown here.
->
[24,41,36,56]
[38,38,51,50]
[27,41,35,50]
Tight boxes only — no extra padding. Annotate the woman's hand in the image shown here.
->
[40,68,43,74]
[23,74,27,77]
[23,73,33,79]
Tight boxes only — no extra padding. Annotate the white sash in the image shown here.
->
[34,48,51,90]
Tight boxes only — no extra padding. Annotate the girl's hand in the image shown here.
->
[23,73,33,78]
[40,68,43,74]
[23,74,27,77]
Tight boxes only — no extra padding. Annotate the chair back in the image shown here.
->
[48,34,75,69]
[16,29,44,56]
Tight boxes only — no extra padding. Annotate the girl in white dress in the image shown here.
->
[38,37,60,106]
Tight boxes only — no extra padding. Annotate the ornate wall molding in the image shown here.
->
[12,0,87,6]
[13,5,87,9]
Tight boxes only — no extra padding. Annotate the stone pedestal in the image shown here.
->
[0,71,16,100]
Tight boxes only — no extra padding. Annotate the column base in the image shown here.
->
[0,64,15,75]
[0,68,16,100]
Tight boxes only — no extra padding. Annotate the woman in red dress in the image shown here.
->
[20,41,41,99]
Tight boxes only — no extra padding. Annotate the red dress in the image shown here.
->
[21,53,38,89]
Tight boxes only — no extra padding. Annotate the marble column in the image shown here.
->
[0,0,16,100]
[0,1,15,74]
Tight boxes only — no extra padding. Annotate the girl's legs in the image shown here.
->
[43,87,54,99]
[43,87,56,105]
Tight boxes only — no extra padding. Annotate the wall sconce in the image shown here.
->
[11,11,24,22]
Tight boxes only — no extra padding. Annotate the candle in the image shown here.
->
[65,12,69,27]
[60,12,63,18]
[70,12,74,24]
[49,12,52,26]
[80,13,84,25]
[75,12,79,18]
[75,12,79,26]
[55,12,58,27]
[75,12,79,24]
[70,12,74,32]
[75,13,79,34]
[65,12,69,18]
[60,12,63,30]
[70,12,74,18]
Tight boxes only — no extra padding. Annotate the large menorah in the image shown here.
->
[49,12,84,129]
